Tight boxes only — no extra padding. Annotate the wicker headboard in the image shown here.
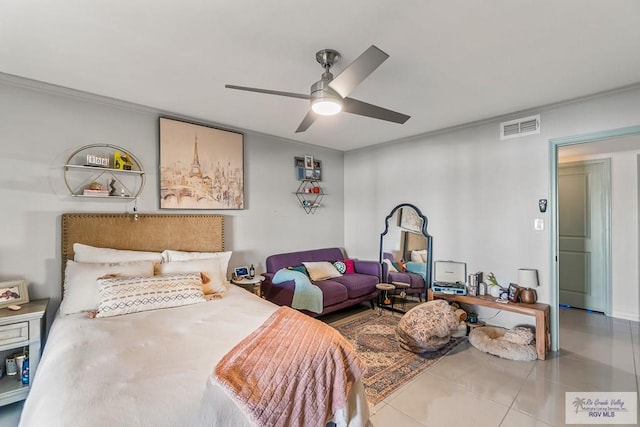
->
[61,213,224,290]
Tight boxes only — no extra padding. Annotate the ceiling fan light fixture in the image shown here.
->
[311,97,343,115]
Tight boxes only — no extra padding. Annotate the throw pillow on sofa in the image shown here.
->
[333,259,355,274]
[302,261,343,281]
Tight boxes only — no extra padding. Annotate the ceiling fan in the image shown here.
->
[225,45,410,133]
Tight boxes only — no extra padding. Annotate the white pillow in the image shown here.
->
[96,273,205,318]
[382,258,398,272]
[61,260,155,315]
[302,261,343,281]
[74,243,163,264]
[158,258,228,294]
[411,250,427,263]
[161,250,232,280]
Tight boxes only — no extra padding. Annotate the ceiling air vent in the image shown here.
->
[500,114,540,140]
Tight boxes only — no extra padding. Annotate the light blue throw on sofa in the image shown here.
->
[405,261,427,280]
[272,268,323,314]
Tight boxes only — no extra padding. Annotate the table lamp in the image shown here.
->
[517,268,539,303]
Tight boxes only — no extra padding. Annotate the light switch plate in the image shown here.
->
[534,218,544,231]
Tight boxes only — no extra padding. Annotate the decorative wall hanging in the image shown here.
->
[159,117,244,209]
[295,156,321,181]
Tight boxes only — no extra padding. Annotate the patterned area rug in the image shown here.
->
[330,309,465,405]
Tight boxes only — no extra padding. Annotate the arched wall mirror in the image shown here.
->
[379,203,433,299]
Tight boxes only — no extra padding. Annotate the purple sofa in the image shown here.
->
[382,252,426,301]
[261,247,381,317]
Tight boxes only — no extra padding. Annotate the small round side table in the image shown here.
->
[231,276,264,297]
[376,283,396,314]
[391,281,411,311]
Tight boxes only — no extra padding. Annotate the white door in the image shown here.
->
[558,160,610,312]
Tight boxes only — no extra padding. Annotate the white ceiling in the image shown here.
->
[1,0,639,151]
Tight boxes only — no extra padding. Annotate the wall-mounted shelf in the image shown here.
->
[295,179,324,214]
[63,144,145,199]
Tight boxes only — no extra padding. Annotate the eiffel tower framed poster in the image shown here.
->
[159,117,244,209]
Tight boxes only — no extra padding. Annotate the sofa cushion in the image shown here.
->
[330,274,378,299]
[302,261,342,281]
[312,280,348,306]
[388,271,424,290]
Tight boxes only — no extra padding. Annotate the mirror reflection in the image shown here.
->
[379,203,432,301]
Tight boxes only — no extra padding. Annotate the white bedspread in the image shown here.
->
[19,286,369,427]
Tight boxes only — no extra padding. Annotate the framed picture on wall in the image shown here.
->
[304,155,314,169]
[399,207,422,233]
[159,117,244,209]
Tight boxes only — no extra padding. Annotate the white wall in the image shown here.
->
[0,77,345,318]
[345,87,640,327]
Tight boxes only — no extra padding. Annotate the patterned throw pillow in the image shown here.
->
[96,273,205,318]
[333,261,347,274]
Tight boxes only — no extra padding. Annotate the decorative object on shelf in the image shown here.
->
[5,356,17,376]
[159,117,244,210]
[113,150,135,170]
[479,282,487,295]
[295,156,322,181]
[21,357,29,385]
[85,153,110,167]
[304,155,313,169]
[0,280,30,309]
[295,178,324,214]
[64,144,145,200]
[507,283,521,302]
[249,264,255,279]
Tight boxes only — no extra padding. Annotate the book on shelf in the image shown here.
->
[82,189,110,197]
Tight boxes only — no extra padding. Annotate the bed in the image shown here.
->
[19,213,369,427]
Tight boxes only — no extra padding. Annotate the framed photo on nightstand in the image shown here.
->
[233,266,249,279]
[0,279,30,309]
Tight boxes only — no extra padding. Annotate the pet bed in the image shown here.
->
[468,326,537,361]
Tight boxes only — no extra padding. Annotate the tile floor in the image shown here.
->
[1,306,638,426]
[368,306,640,427]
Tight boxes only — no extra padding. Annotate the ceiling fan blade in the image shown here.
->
[295,111,317,133]
[328,45,389,98]
[343,97,410,124]
[225,84,310,100]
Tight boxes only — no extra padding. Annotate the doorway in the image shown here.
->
[558,159,610,313]
[549,125,640,352]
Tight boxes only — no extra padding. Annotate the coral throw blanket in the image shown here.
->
[214,306,366,427]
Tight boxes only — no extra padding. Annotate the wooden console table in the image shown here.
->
[428,290,550,360]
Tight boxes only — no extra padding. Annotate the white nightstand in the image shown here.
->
[231,276,264,297]
[0,298,48,407]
